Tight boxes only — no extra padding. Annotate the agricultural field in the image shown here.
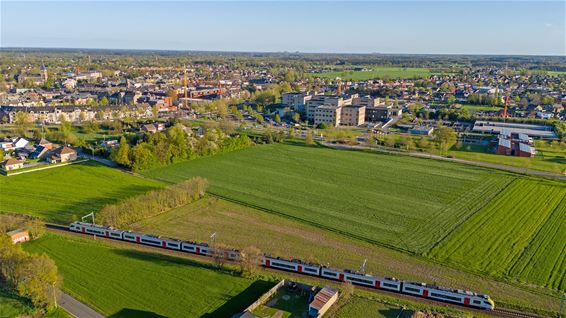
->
[447,140,566,174]
[312,67,430,80]
[142,143,515,253]
[133,197,560,314]
[0,161,163,223]
[23,233,274,318]
[429,178,566,290]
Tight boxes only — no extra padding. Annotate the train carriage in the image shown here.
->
[263,256,321,276]
[376,277,402,292]
[181,241,209,255]
[342,270,377,287]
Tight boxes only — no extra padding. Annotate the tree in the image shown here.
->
[129,143,157,172]
[110,136,131,167]
[274,114,281,124]
[14,112,33,136]
[292,112,301,123]
[239,246,262,277]
[99,96,109,106]
[305,131,315,145]
[433,126,457,155]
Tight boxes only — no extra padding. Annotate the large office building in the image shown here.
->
[306,94,356,121]
[314,105,341,127]
[341,105,366,126]
[281,92,313,113]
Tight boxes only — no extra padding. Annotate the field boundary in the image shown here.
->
[425,177,517,255]
[2,159,89,176]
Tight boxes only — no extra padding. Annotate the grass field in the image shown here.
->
[429,178,566,290]
[0,287,70,318]
[448,141,566,174]
[23,233,274,318]
[142,143,514,253]
[332,297,411,318]
[312,67,430,80]
[133,197,560,314]
[0,161,163,223]
[460,104,502,111]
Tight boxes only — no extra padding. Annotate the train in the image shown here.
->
[69,221,495,310]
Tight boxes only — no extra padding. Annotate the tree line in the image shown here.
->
[110,124,252,172]
[0,235,59,310]
[98,177,208,227]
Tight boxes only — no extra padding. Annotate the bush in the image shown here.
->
[98,177,208,227]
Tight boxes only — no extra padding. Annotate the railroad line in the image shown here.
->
[44,223,549,318]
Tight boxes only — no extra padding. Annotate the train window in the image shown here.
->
[303,267,318,273]
[382,283,398,288]
[271,261,296,270]
[347,277,373,285]
[323,271,338,277]
[404,287,421,293]
[430,292,462,302]
[473,300,481,304]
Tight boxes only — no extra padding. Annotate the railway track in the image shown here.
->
[45,224,549,318]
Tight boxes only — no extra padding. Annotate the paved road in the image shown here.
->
[59,292,104,318]
[323,142,566,180]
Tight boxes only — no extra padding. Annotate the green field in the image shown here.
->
[429,178,566,290]
[332,297,411,318]
[448,141,566,174]
[23,234,273,318]
[0,287,70,318]
[460,104,502,111]
[0,161,163,223]
[142,143,514,253]
[312,67,430,80]
[133,197,560,313]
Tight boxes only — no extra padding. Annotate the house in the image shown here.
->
[30,145,49,160]
[308,286,338,318]
[6,229,29,244]
[142,124,158,134]
[12,137,29,149]
[518,143,536,158]
[48,146,77,163]
[496,138,512,155]
[1,158,24,170]
[38,138,54,150]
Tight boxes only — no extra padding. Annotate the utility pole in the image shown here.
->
[210,232,217,244]
[360,259,367,274]
[52,282,57,308]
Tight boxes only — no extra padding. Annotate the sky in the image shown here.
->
[1,1,564,55]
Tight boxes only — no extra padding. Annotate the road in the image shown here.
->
[58,291,104,318]
[322,142,566,180]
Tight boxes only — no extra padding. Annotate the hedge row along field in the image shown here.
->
[0,161,163,223]
[142,143,513,253]
[23,234,273,318]
[429,178,566,290]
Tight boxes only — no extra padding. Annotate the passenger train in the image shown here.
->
[69,222,495,310]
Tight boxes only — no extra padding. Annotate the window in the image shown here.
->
[383,283,398,289]
[322,270,338,277]
[271,261,296,270]
[141,238,161,245]
[347,276,373,285]
[124,235,135,240]
[303,267,318,273]
[430,292,462,302]
[404,287,421,293]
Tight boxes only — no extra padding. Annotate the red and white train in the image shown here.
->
[69,222,495,310]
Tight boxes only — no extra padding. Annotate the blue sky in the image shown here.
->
[1,1,564,55]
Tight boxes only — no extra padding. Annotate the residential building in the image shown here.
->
[341,105,366,126]
[7,229,29,244]
[314,105,341,127]
[308,286,338,318]
[1,158,24,171]
[48,146,77,163]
